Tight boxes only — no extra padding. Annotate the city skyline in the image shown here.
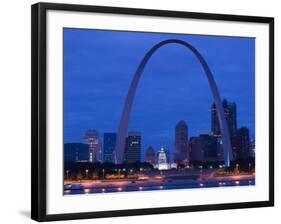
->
[63,29,256,195]
[65,98,253,163]
[64,28,255,160]
[64,99,254,162]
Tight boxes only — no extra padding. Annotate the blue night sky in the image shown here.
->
[64,28,255,160]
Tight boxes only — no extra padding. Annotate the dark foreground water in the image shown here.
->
[64,179,255,195]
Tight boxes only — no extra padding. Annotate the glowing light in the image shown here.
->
[118,187,122,191]
[102,188,106,192]
[235,181,240,185]
[199,183,204,187]
[139,187,143,190]
[65,184,72,189]
[64,190,71,194]
[84,188,90,193]
[160,186,164,189]
[138,176,149,180]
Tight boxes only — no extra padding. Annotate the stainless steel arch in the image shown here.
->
[113,39,233,167]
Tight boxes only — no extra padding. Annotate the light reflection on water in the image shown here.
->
[64,179,255,195]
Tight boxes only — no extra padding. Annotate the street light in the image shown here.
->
[102,169,105,180]
[66,170,70,180]
[235,164,239,174]
[85,169,89,179]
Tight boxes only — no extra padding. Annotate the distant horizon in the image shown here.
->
[64,28,255,160]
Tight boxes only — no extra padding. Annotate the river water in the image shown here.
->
[64,178,255,195]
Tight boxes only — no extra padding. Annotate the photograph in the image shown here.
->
[63,28,256,195]
[0,0,276,222]
[31,2,274,221]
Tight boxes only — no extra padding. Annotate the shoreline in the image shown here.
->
[64,174,255,193]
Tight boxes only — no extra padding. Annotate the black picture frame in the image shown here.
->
[31,2,274,222]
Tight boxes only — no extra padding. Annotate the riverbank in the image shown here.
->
[64,174,255,194]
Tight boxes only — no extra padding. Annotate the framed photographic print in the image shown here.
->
[31,2,274,222]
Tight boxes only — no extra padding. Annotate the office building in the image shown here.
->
[84,130,102,163]
[103,133,117,163]
[145,146,156,165]
[211,99,237,138]
[236,127,250,160]
[124,131,141,163]
[174,120,189,164]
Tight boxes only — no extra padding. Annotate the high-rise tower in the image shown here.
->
[211,99,237,138]
[84,130,102,163]
[236,127,250,160]
[124,131,141,163]
[103,133,117,163]
[174,120,189,164]
[145,146,156,165]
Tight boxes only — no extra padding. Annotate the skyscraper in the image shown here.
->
[189,137,203,162]
[174,120,189,164]
[236,127,250,160]
[124,131,141,163]
[211,99,237,138]
[145,146,155,165]
[189,134,222,163]
[249,139,255,158]
[211,99,237,161]
[84,130,102,163]
[103,133,117,163]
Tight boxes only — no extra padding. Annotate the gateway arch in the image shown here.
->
[113,39,233,167]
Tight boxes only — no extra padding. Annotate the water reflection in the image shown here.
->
[64,179,255,195]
